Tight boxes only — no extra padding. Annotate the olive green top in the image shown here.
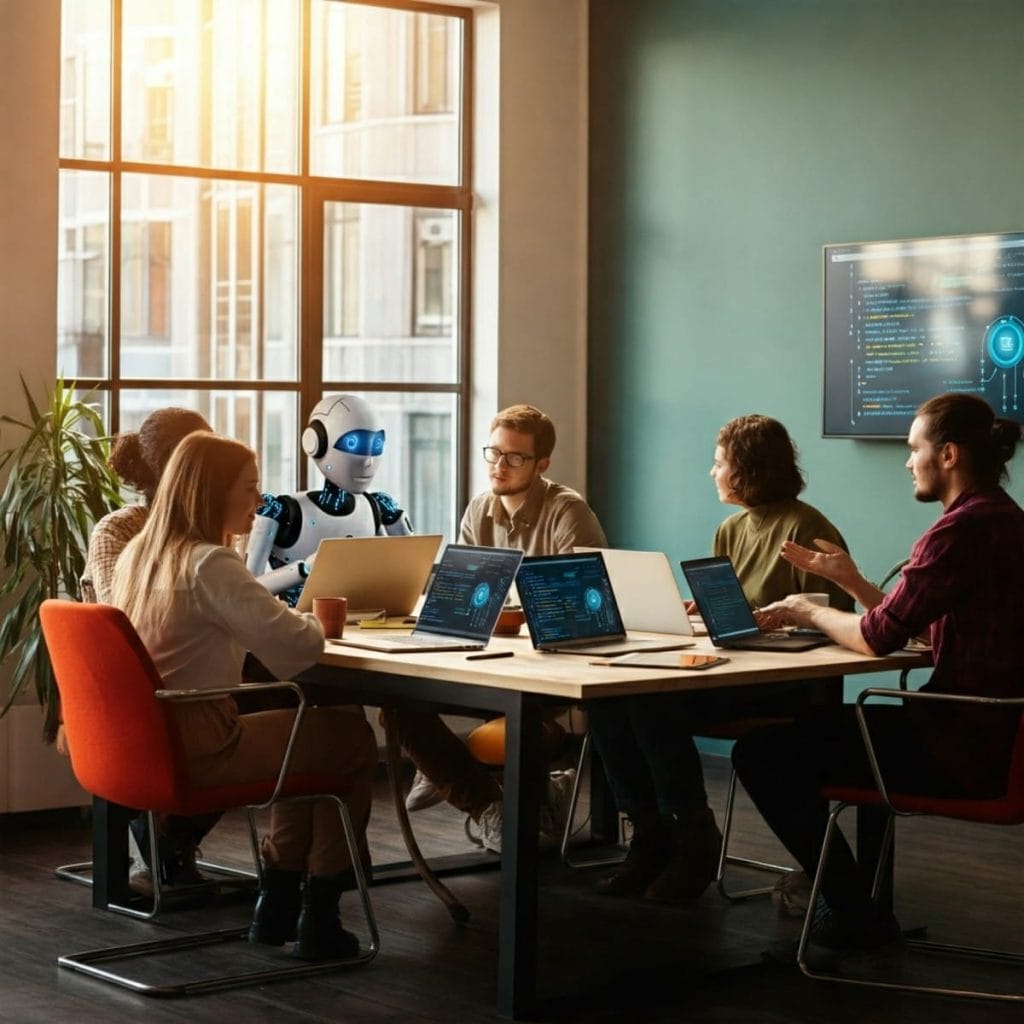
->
[713,499,855,611]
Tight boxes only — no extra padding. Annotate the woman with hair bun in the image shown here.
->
[83,407,211,603]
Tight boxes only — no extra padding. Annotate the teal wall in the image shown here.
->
[588,0,1024,593]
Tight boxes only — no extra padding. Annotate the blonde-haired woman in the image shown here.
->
[111,431,376,961]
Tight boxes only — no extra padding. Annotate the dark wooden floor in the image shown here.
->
[1,754,1021,1023]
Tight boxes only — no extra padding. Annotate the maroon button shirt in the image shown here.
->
[860,487,1024,790]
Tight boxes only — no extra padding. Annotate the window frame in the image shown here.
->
[58,0,473,523]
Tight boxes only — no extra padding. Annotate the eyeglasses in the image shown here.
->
[482,446,537,469]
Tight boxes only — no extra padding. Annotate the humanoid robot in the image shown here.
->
[246,394,413,604]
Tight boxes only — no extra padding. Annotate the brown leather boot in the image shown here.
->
[643,807,723,904]
[595,810,672,898]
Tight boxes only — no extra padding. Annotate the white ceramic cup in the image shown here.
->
[804,593,829,607]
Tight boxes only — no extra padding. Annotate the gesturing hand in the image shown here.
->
[780,538,859,588]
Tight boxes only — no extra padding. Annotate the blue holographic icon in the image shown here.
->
[334,428,386,457]
[986,316,1024,370]
[584,587,603,611]
[472,582,491,609]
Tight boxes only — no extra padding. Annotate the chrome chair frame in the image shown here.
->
[798,687,1024,1002]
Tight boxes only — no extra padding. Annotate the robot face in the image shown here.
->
[304,394,387,493]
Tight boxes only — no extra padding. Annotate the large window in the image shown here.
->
[58,0,470,532]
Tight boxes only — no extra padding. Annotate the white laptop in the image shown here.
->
[575,547,694,636]
[516,551,694,656]
[295,534,443,615]
[339,544,524,653]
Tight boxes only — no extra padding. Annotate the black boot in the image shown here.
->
[595,810,672,898]
[292,874,361,961]
[248,868,303,946]
[644,807,723,904]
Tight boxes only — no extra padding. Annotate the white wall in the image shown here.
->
[469,0,590,497]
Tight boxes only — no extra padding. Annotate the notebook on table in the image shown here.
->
[679,556,833,652]
[338,544,524,653]
[574,547,694,636]
[516,551,695,656]
[295,534,443,615]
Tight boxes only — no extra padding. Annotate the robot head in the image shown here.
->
[302,394,386,493]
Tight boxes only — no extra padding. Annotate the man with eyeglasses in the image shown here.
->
[461,404,607,554]
[382,404,607,853]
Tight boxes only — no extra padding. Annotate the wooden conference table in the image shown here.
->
[298,632,929,1019]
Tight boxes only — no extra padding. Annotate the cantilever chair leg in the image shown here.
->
[715,767,797,901]
[58,795,379,997]
[55,809,258,920]
[560,733,627,868]
[798,801,1024,1003]
[382,721,470,924]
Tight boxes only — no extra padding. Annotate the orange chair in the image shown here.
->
[798,686,1024,1002]
[40,599,379,996]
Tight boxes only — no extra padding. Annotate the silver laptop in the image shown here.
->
[574,547,693,636]
[339,544,524,653]
[296,534,443,615]
[516,551,695,656]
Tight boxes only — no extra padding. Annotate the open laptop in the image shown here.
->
[574,547,693,636]
[516,551,695,656]
[295,534,443,615]
[338,544,524,653]
[680,556,833,652]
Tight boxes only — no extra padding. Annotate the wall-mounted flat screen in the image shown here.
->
[823,230,1024,438]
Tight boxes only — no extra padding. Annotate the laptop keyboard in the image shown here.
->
[384,635,478,649]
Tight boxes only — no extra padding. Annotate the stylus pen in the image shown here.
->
[465,650,515,661]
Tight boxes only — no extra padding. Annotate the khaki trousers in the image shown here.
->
[172,697,376,877]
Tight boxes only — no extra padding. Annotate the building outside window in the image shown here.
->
[58,0,470,535]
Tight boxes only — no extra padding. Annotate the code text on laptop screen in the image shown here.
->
[517,555,625,644]
[687,561,757,642]
[416,547,519,638]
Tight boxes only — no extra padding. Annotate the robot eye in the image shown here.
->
[335,429,386,457]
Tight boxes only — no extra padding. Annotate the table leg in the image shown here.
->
[497,693,543,1019]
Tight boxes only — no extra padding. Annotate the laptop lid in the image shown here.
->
[412,544,524,642]
[574,547,694,636]
[679,556,762,645]
[295,534,443,613]
[516,551,631,650]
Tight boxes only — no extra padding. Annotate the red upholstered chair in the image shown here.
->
[40,599,379,996]
[798,686,1024,1002]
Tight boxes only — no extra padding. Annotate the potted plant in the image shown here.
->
[0,376,122,742]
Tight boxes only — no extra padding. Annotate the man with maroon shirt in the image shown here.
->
[733,392,1024,951]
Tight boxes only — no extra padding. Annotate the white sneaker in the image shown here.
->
[772,870,813,918]
[405,770,443,813]
[128,861,155,898]
[539,768,577,847]
[464,800,503,854]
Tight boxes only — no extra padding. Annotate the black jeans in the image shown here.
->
[731,704,1011,919]
[586,693,708,819]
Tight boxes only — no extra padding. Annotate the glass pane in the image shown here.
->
[60,0,111,160]
[322,203,459,383]
[310,2,462,185]
[121,0,299,174]
[120,174,299,381]
[119,388,298,496]
[310,390,457,540]
[58,170,110,378]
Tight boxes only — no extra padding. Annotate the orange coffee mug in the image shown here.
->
[312,596,347,639]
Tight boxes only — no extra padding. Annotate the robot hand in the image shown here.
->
[253,559,312,595]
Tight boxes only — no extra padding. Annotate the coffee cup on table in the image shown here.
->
[312,596,347,639]
[804,593,829,607]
